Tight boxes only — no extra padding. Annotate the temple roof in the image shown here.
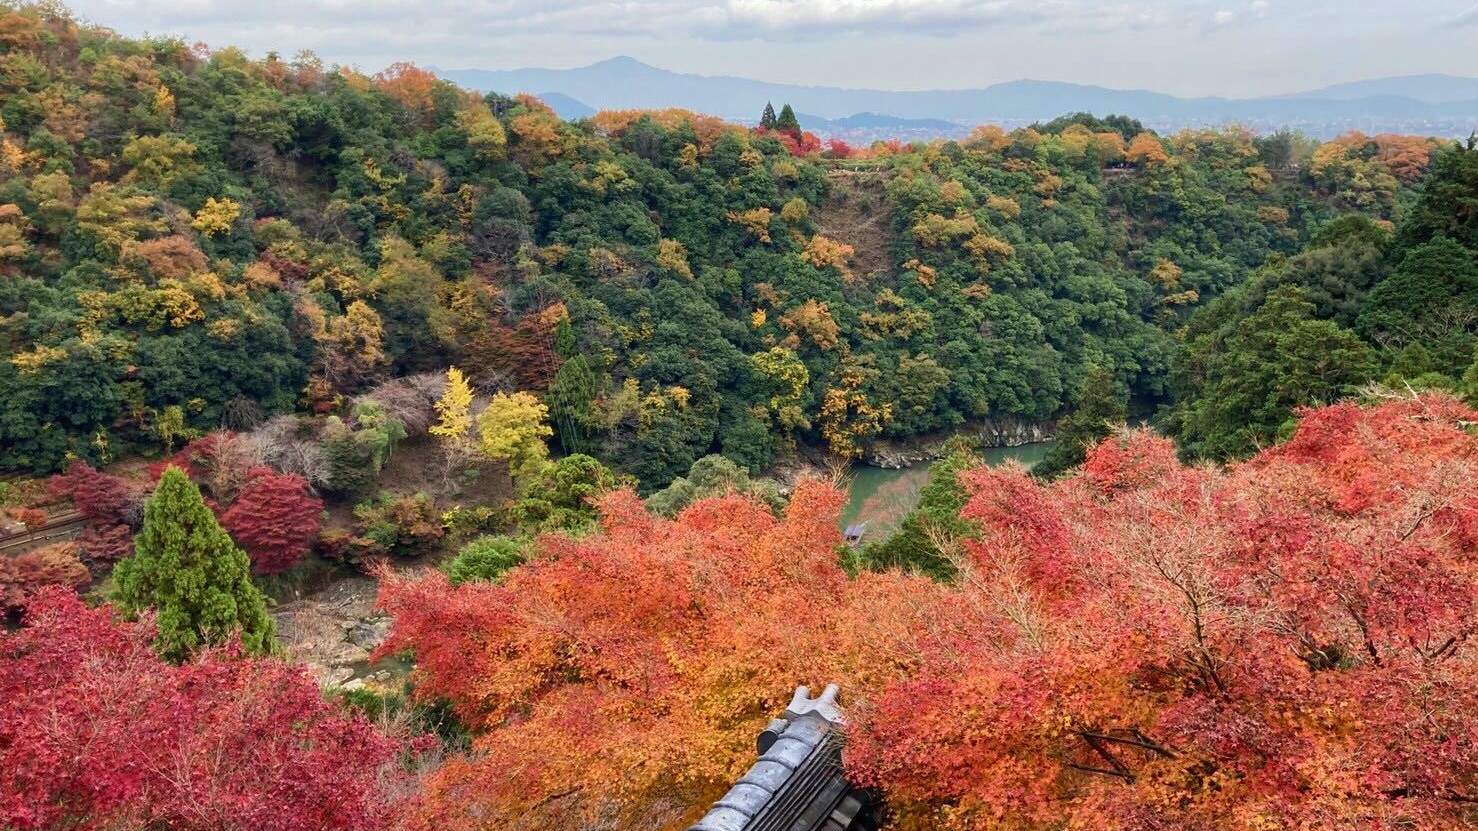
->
[687,685,876,831]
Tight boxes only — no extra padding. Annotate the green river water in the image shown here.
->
[839,443,1054,542]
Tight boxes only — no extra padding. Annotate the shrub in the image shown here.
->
[0,544,89,612]
[513,454,618,533]
[351,492,444,558]
[47,461,143,526]
[446,536,528,585]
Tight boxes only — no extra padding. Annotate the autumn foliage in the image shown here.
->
[47,461,144,563]
[373,61,439,119]
[0,544,88,612]
[50,438,324,576]
[376,481,893,830]
[472,302,567,390]
[0,589,416,830]
[49,460,142,526]
[219,467,323,575]
[381,396,1478,831]
[857,395,1478,830]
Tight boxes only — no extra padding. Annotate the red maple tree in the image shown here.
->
[48,460,142,526]
[46,462,144,563]
[0,589,419,830]
[380,394,1478,831]
[220,466,324,575]
[0,545,88,613]
[850,396,1478,830]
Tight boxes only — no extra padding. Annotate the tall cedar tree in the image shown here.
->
[113,467,274,662]
[547,355,598,454]
[1035,366,1127,478]
[759,101,777,129]
[775,103,801,134]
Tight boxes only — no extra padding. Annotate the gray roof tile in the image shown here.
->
[686,685,856,831]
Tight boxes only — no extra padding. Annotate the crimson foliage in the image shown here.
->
[0,589,416,830]
[220,467,324,575]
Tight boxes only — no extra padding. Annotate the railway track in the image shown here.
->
[0,510,87,556]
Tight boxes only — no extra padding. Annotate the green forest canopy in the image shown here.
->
[0,2,1465,490]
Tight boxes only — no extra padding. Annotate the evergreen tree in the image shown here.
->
[447,535,529,585]
[1394,137,1478,252]
[546,355,598,454]
[1171,287,1376,460]
[1035,367,1127,479]
[1385,341,1436,383]
[775,103,801,134]
[645,454,781,517]
[1358,237,1478,371]
[553,316,578,360]
[1462,353,1478,405]
[114,467,275,662]
[514,454,620,532]
[759,101,777,130]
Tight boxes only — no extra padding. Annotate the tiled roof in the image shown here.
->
[688,685,876,831]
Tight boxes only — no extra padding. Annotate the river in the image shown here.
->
[839,443,1054,542]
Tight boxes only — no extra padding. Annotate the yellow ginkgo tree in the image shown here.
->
[476,391,553,483]
[429,366,474,441]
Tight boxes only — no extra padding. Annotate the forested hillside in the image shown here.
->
[3,3,1478,830]
[0,2,1445,488]
[1167,142,1478,457]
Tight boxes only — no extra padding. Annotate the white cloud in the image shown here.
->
[693,0,1209,38]
[1206,1,1273,31]
[73,0,1278,47]
[705,0,1045,36]
[59,0,1477,95]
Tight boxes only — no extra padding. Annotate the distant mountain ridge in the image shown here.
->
[1287,74,1478,104]
[437,58,1478,138]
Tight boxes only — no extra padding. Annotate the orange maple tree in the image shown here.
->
[377,482,917,830]
[851,395,1478,830]
[379,395,1478,831]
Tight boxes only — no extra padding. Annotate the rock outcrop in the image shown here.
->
[862,418,1055,469]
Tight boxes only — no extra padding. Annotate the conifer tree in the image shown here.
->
[759,101,777,130]
[553,316,578,359]
[547,354,597,454]
[1035,366,1127,479]
[114,467,274,662]
[775,103,800,134]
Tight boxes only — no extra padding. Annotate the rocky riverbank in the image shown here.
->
[271,576,401,691]
[862,418,1056,469]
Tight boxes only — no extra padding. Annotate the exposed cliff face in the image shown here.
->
[862,418,1056,469]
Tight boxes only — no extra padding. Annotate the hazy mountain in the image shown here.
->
[1289,74,1478,104]
[800,112,962,131]
[535,91,596,120]
[439,58,1196,123]
[438,58,1478,138]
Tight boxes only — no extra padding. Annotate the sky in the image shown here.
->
[64,0,1478,97]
